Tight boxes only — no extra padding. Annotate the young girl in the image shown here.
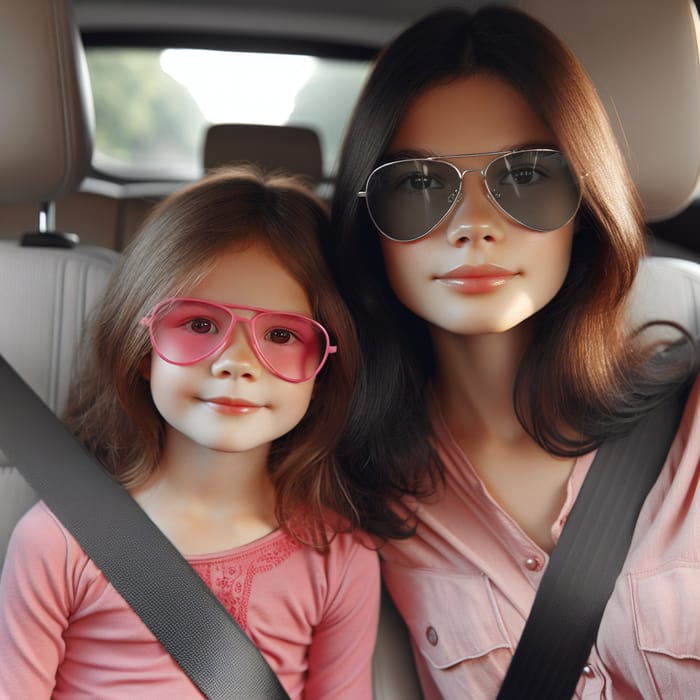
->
[0,166,379,699]
[328,6,698,699]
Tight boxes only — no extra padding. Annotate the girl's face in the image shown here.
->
[378,73,575,336]
[146,244,316,455]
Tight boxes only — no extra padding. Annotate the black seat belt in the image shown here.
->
[0,354,290,700]
[497,345,693,700]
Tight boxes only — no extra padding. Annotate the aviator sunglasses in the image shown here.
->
[141,297,336,383]
[358,148,582,242]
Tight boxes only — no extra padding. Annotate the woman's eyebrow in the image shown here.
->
[501,141,560,152]
[380,148,433,163]
[381,142,561,164]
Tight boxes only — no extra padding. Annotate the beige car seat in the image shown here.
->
[0,0,119,562]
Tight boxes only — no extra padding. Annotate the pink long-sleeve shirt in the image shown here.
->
[382,376,700,699]
[0,503,379,699]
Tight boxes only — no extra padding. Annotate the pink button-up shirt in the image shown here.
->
[382,377,700,699]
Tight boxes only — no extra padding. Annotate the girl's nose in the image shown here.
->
[209,325,262,380]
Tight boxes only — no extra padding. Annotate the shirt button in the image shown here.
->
[524,556,543,571]
[426,626,439,646]
[582,665,594,678]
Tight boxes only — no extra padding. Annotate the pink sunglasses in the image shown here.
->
[141,297,337,383]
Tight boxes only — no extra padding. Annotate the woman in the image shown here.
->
[328,6,698,699]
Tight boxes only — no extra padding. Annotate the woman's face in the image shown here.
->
[377,73,575,336]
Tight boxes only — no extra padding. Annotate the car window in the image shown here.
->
[85,47,371,180]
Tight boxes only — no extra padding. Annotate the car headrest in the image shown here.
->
[520,0,700,222]
[203,123,323,182]
[0,0,93,204]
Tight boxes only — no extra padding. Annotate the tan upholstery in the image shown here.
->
[520,0,700,222]
[0,0,93,203]
[0,0,118,562]
[203,123,324,182]
[629,257,700,336]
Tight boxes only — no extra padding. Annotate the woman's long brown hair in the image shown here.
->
[327,6,694,539]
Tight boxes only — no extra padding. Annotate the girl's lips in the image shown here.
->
[436,264,518,294]
[201,397,262,415]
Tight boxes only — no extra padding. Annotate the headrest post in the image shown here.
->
[21,201,80,249]
[39,201,56,233]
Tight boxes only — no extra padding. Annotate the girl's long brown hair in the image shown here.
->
[63,166,359,550]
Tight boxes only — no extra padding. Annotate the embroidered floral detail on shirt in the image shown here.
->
[191,534,300,631]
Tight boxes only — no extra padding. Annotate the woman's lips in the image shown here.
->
[201,397,262,415]
[436,264,518,294]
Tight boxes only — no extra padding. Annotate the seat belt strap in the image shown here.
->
[497,355,691,700]
[0,354,290,700]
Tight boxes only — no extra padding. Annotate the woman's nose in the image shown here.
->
[444,172,504,246]
[209,325,262,380]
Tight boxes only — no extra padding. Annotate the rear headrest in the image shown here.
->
[0,0,93,203]
[203,124,323,182]
[520,0,700,222]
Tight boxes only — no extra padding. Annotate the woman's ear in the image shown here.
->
[139,354,152,380]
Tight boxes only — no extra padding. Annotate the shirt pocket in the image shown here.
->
[630,563,700,695]
[382,562,510,670]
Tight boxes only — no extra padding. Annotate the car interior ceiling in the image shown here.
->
[0,1,699,698]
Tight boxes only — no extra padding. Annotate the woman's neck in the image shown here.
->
[429,322,575,553]
[430,323,530,445]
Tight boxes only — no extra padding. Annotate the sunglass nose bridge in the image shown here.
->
[446,162,490,201]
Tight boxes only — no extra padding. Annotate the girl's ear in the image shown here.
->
[139,354,152,380]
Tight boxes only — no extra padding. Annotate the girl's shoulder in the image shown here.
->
[7,502,99,582]
[319,511,381,564]
[10,501,74,553]
[5,501,106,606]
[325,527,379,561]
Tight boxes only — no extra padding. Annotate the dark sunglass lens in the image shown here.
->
[485,150,580,231]
[366,160,461,241]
